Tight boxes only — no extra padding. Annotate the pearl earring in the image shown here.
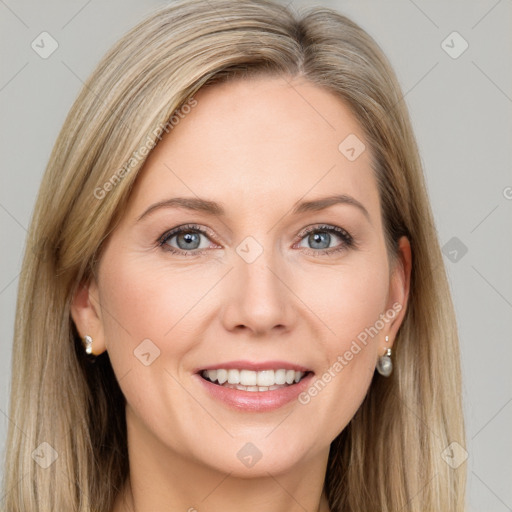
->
[376,335,393,377]
[83,335,93,355]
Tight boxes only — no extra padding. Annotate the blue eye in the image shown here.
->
[158,223,355,257]
[296,224,354,256]
[158,224,214,255]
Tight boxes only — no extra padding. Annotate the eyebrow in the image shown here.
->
[137,194,370,222]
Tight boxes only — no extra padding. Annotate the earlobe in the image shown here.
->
[70,278,107,356]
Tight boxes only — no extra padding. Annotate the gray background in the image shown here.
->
[1,0,511,510]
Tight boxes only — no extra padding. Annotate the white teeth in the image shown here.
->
[274,369,286,385]
[216,369,228,384]
[240,369,257,386]
[227,369,240,384]
[201,368,308,389]
[256,370,274,387]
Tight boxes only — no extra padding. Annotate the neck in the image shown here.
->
[114,475,331,512]
[111,410,332,512]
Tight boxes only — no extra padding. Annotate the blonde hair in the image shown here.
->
[3,0,466,510]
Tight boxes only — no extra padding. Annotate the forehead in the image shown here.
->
[128,76,380,222]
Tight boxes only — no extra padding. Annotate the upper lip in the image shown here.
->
[195,360,313,373]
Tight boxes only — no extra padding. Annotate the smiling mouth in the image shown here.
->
[199,368,312,392]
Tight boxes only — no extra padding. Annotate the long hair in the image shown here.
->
[3,1,466,510]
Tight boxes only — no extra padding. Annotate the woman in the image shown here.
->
[3,0,466,510]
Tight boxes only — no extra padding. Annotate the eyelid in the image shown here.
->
[295,223,353,243]
[158,223,219,246]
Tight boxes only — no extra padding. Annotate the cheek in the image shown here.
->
[95,257,209,447]
[94,256,206,423]
[292,257,389,440]
[325,258,390,377]
[296,253,390,350]
[97,255,210,356]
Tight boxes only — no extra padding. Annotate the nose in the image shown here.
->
[220,247,296,337]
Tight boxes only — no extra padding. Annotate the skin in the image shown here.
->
[72,75,411,512]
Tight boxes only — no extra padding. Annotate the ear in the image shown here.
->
[70,276,107,356]
[381,236,412,355]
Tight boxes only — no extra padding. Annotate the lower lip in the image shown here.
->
[195,372,315,412]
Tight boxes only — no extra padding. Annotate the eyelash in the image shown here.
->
[157,223,356,258]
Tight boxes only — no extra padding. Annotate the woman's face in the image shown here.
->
[74,76,410,477]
